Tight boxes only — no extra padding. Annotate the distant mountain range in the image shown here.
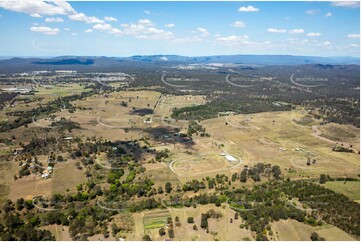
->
[0,55,359,73]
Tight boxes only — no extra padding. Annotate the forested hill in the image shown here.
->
[0,55,359,73]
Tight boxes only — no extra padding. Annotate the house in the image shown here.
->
[41,173,49,179]
[143,119,153,124]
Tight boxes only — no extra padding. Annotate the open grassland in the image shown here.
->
[141,162,181,190]
[35,84,85,97]
[318,123,360,150]
[170,153,241,178]
[200,109,360,180]
[0,83,86,119]
[272,219,356,241]
[323,181,360,202]
[51,157,87,194]
[152,94,206,130]
[51,90,161,141]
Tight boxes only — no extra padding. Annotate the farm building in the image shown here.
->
[225,154,238,162]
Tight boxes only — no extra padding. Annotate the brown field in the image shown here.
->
[200,109,360,180]
[9,174,52,201]
[272,219,356,241]
[51,157,88,194]
[40,225,72,241]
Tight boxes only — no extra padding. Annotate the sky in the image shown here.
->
[0,0,359,57]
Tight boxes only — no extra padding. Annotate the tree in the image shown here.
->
[56,155,64,162]
[16,198,24,211]
[319,174,327,184]
[310,232,325,241]
[193,225,198,231]
[201,213,208,229]
[168,228,174,239]
[187,217,194,224]
[251,172,260,182]
[271,165,282,180]
[165,182,172,193]
[157,186,163,194]
[142,235,152,241]
[158,228,166,236]
[240,169,247,183]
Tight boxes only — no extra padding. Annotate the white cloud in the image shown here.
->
[319,41,331,46]
[64,28,70,31]
[45,17,64,23]
[144,10,150,15]
[84,29,93,33]
[92,23,121,35]
[138,19,154,26]
[69,13,104,24]
[71,33,77,36]
[231,21,246,28]
[305,9,320,15]
[325,12,332,17]
[165,23,175,28]
[215,35,272,49]
[307,32,321,37]
[197,27,209,36]
[30,26,59,35]
[172,36,204,43]
[104,16,117,22]
[347,33,360,39]
[120,19,174,40]
[93,23,113,31]
[216,35,250,46]
[289,29,304,34]
[350,43,359,47]
[109,28,122,35]
[331,1,360,8]
[0,1,75,17]
[267,28,287,33]
[30,13,42,18]
[238,5,259,12]
[0,1,107,25]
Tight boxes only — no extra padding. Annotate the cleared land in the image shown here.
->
[272,219,356,241]
[323,181,360,202]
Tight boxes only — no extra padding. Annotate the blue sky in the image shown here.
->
[0,1,359,57]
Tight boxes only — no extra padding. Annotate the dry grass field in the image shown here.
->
[200,109,360,180]
[323,181,360,202]
[272,219,356,241]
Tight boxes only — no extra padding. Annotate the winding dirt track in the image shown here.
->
[311,125,351,147]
